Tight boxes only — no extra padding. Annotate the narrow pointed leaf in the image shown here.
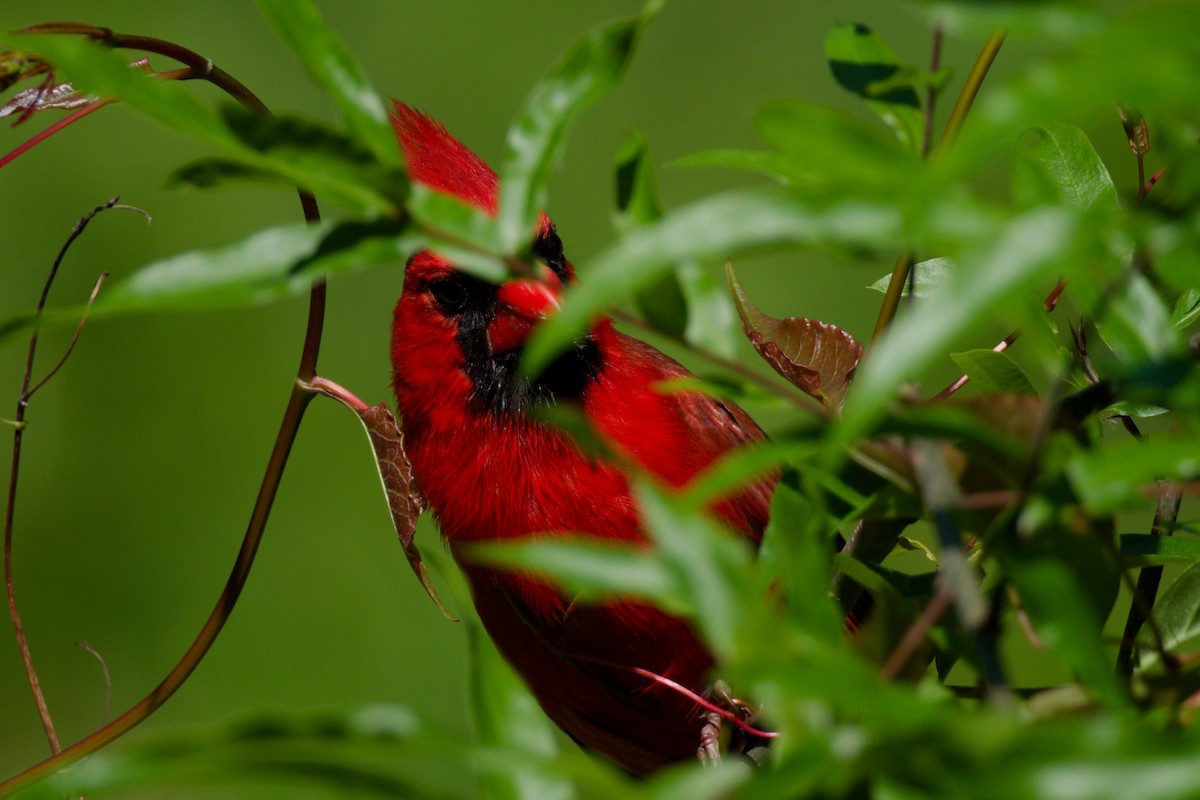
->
[256,0,400,167]
[497,3,658,254]
[523,186,900,377]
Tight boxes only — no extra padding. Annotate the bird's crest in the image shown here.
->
[390,102,498,214]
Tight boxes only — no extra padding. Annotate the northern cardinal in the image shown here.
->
[389,103,776,775]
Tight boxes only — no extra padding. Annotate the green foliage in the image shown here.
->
[5,0,1200,798]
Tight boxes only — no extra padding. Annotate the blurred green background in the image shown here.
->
[0,2,1065,795]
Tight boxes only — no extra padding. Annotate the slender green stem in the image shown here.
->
[870,30,1007,342]
[935,30,1007,156]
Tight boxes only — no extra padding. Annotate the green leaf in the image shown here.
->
[10,35,401,214]
[728,263,863,409]
[841,207,1077,447]
[868,257,954,298]
[759,474,843,642]
[176,107,406,214]
[1068,436,1200,513]
[497,3,658,255]
[1012,123,1118,212]
[408,183,503,256]
[1097,272,1182,362]
[0,220,416,341]
[467,538,684,611]
[949,349,1037,394]
[11,33,235,149]
[523,187,900,377]
[612,129,664,232]
[754,100,917,190]
[256,0,400,168]
[1120,534,1200,565]
[467,625,574,800]
[824,23,924,151]
[616,131,740,356]
[1170,288,1200,329]
[1006,556,1127,709]
[1149,560,1200,655]
[635,480,761,660]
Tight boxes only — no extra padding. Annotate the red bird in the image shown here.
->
[389,103,775,775]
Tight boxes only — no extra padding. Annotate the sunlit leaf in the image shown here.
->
[256,0,400,167]
[524,187,899,377]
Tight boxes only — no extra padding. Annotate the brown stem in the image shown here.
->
[880,586,953,681]
[921,24,944,160]
[0,25,326,795]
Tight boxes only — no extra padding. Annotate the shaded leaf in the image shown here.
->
[949,349,1037,394]
[824,23,924,151]
[1149,560,1200,654]
[1120,533,1200,564]
[497,3,658,254]
[727,262,863,409]
[616,131,740,356]
[1068,436,1200,513]
[1098,272,1181,362]
[215,105,405,214]
[1005,555,1127,709]
[612,128,663,231]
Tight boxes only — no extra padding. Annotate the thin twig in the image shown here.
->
[921,24,944,160]
[871,30,1007,342]
[75,641,113,727]
[880,586,953,680]
[5,198,127,756]
[0,24,327,794]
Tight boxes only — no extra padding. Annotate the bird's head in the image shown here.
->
[390,103,602,419]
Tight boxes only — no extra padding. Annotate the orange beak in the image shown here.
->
[486,275,563,356]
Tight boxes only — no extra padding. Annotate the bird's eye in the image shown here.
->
[428,278,468,313]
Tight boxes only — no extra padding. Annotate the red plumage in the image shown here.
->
[389,102,775,775]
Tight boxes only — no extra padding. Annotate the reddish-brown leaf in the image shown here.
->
[727,262,863,409]
[306,377,454,621]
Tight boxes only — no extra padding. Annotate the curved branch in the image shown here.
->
[0,24,326,795]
